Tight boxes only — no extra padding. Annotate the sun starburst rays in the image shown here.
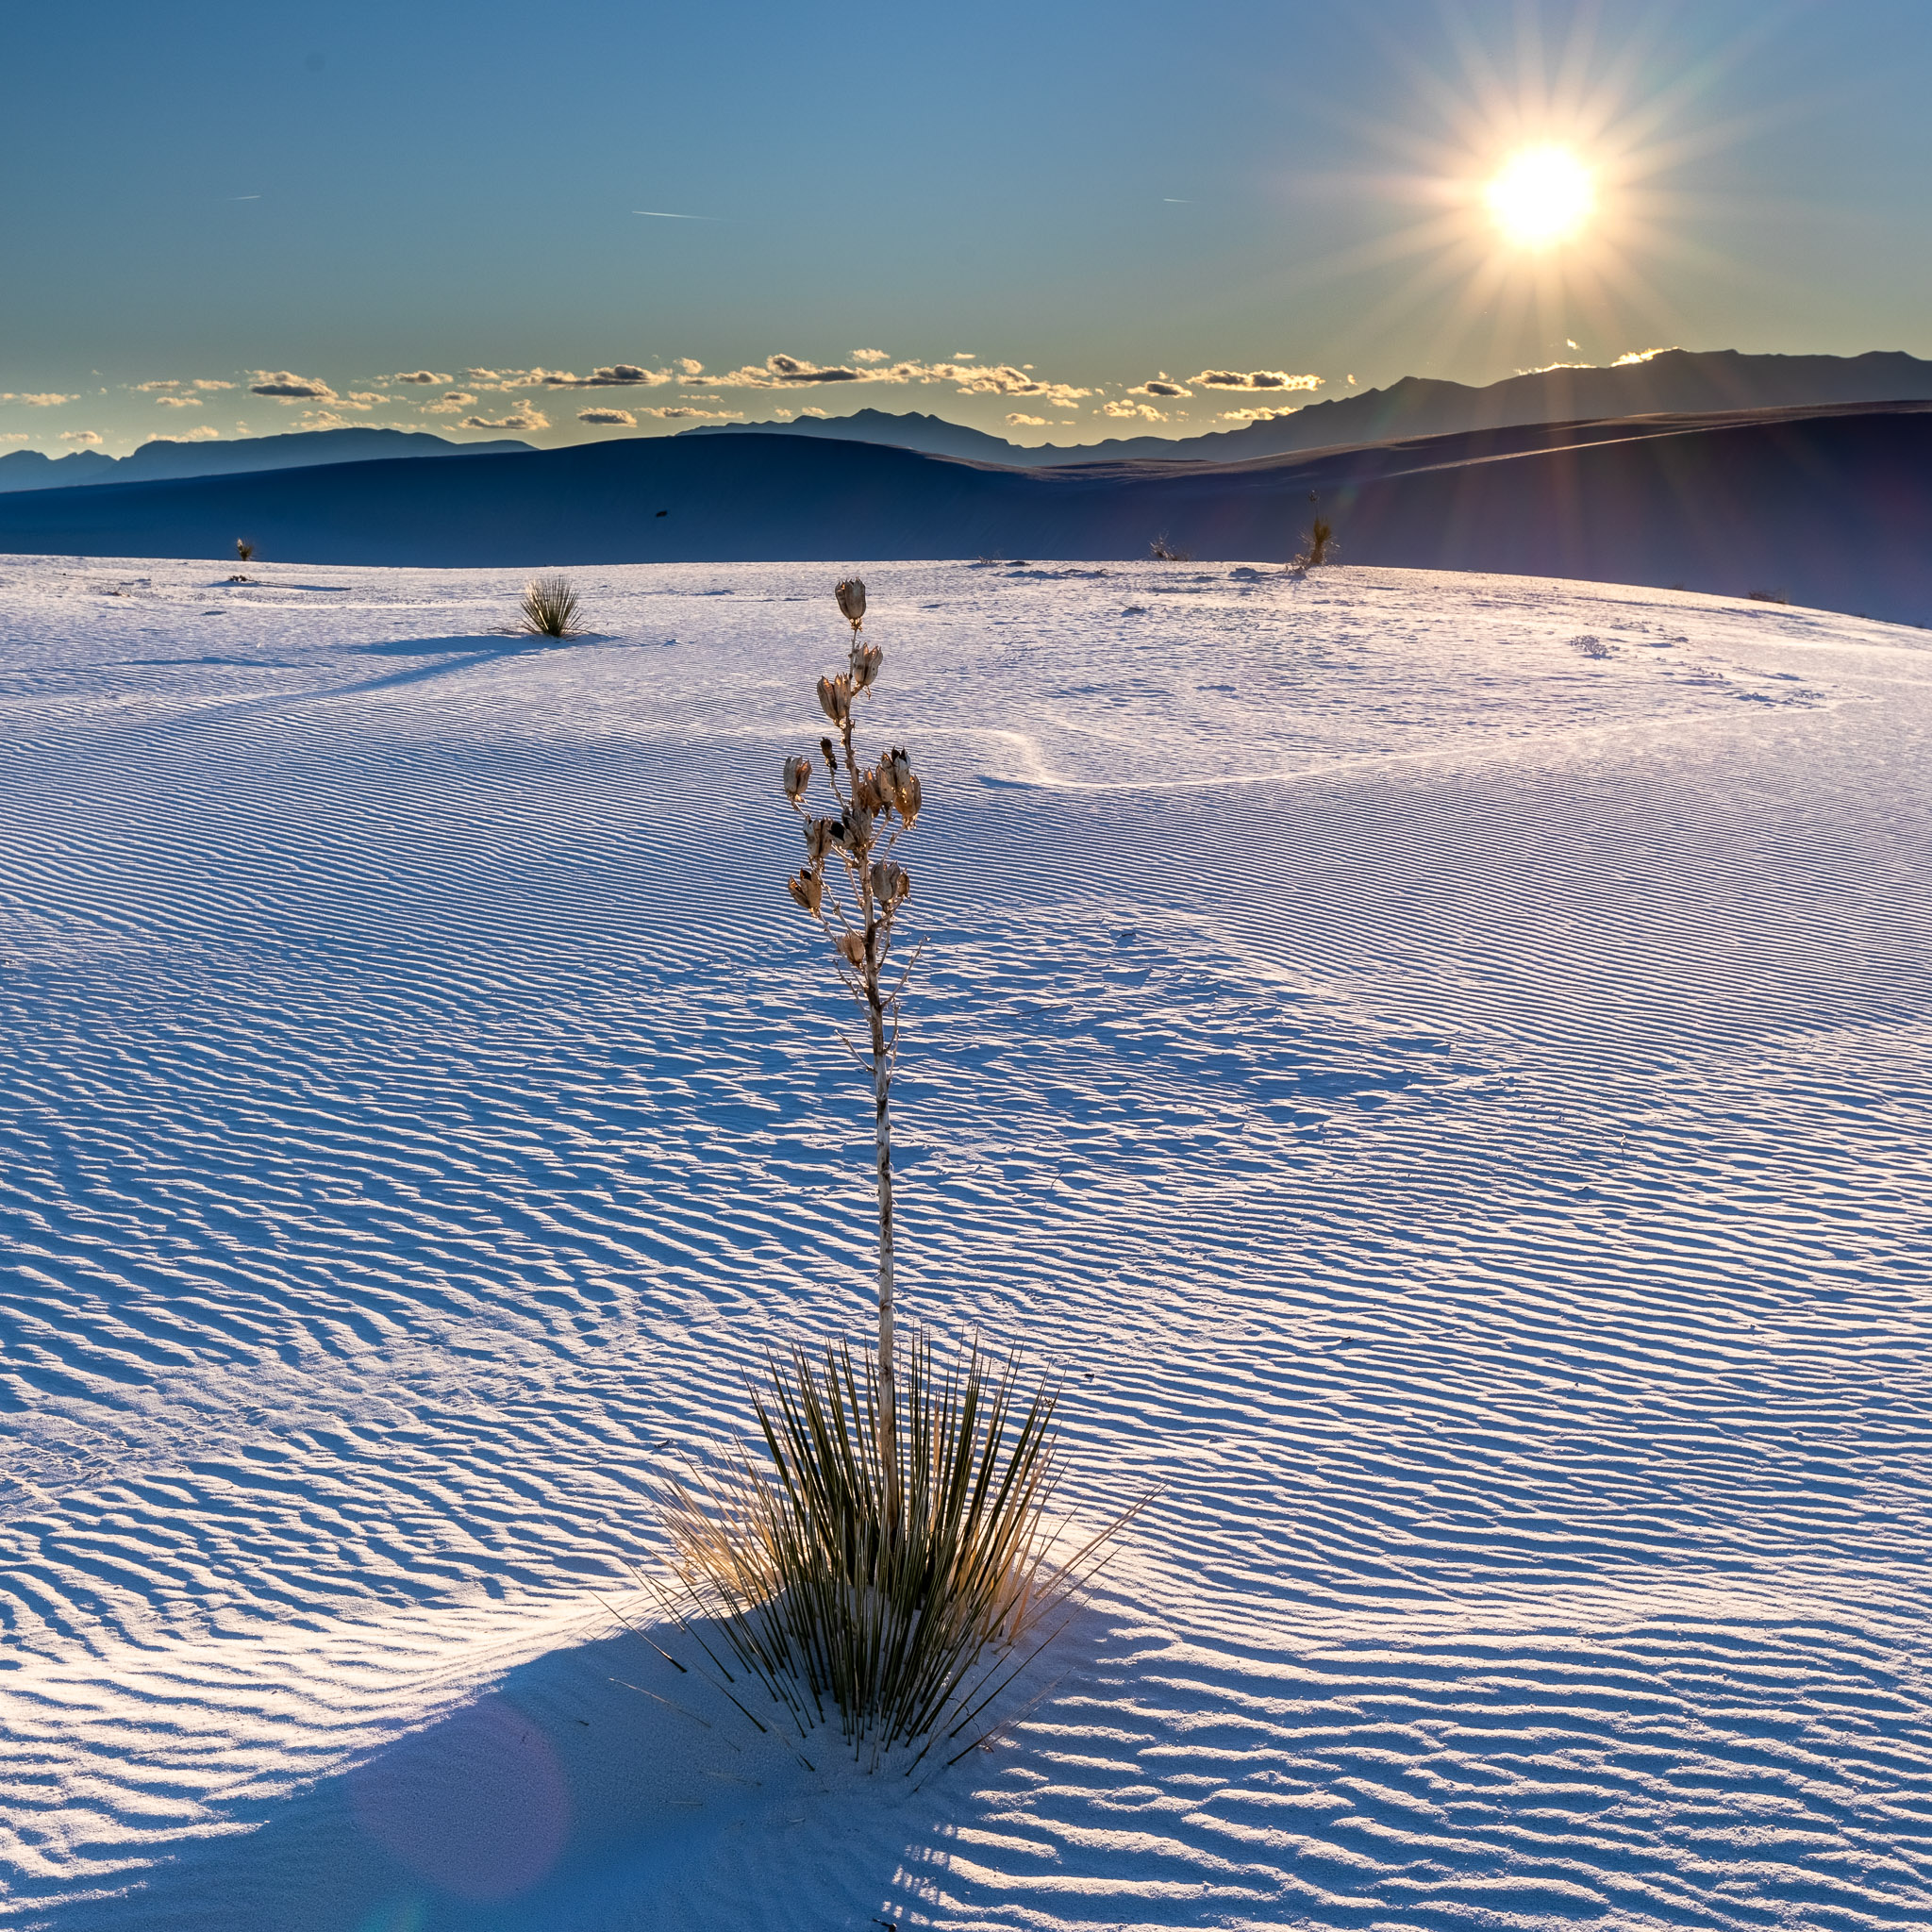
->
[1274,7,1782,382]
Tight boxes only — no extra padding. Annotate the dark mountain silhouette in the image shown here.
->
[0,448,121,491]
[0,425,533,494]
[691,348,1932,468]
[1,400,1926,625]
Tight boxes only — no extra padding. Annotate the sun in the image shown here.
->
[1486,144,1595,248]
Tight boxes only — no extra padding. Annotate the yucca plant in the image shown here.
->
[517,572,586,638]
[657,1334,1124,1770]
[648,577,1139,1765]
[1291,491,1334,570]
[235,538,256,563]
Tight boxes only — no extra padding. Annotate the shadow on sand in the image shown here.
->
[341,635,617,697]
[64,1602,1116,1932]
[77,1620,819,1930]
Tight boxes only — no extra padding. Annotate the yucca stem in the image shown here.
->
[839,672,899,1534]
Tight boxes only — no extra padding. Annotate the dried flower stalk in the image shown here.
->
[782,577,924,1512]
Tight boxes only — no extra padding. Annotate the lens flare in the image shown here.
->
[1487,145,1594,247]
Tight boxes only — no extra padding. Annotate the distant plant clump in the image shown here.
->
[235,538,256,563]
[1745,588,1790,606]
[1290,492,1334,572]
[1148,532,1192,562]
[651,577,1138,1769]
[516,574,587,638]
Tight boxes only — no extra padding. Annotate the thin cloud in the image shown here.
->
[421,391,478,415]
[714,354,1091,404]
[576,408,636,426]
[61,429,106,445]
[1191,369,1322,392]
[1218,407,1297,423]
[724,354,865,387]
[392,371,453,386]
[250,371,337,402]
[540,363,676,390]
[852,349,891,364]
[1006,413,1049,426]
[643,405,741,419]
[1099,400,1167,422]
[133,377,238,402]
[948,363,1091,403]
[0,432,29,445]
[2,392,75,407]
[460,405,550,432]
[1130,375,1192,399]
[159,425,223,441]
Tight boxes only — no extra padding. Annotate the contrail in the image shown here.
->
[633,209,720,221]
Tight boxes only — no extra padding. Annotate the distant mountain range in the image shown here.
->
[8,350,1924,504]
[1,398,1927,625]
[686,348,1932,467]
[0,425,533,494]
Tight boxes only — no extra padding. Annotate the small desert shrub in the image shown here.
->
[235,538,256,563]
[517,573,586,637]
[1745,588,1789,606]
[1290,491,1334,571]
[656,1334,1129,1770]
[1148,532,1191,561]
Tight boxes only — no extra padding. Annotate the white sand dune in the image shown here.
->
[2,556,1929,1929]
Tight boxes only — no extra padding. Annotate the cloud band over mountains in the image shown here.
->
[18,347,1336,453]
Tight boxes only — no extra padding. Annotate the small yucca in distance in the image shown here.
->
[235,538,256,563]
[1290,491,1334,571]
[516,573,586,638]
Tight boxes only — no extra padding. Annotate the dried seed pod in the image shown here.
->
[806,816,836,865]
[816,675,851,726]
[879,747,911,811]
[786,869,824,916]
[897,772,922,827]
[782,754,811,803]
[853,769,884,815]
[835,578,867,629]
[870,859,910,907]
[836,928,867,969]
[852,643,883,691]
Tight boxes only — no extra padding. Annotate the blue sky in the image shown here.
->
[5,0,1929,455]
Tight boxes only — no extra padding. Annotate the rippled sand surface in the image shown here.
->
[3,556,1929,1929]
